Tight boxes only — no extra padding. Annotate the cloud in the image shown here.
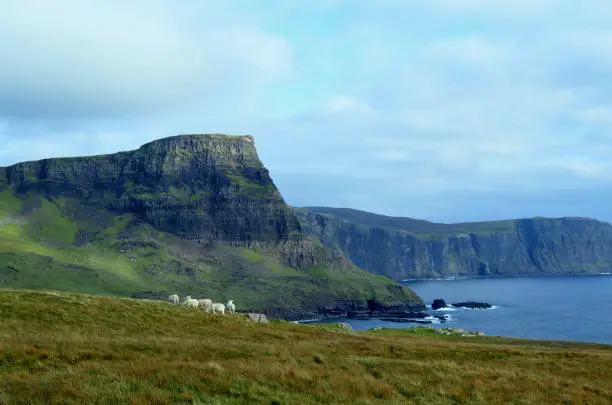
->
[2,0,612,223]
[0,0,294,119]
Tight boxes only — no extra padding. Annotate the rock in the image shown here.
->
[247,313,269,323]
[337,322,352,331]
[452,301,492,309]
[432,298,447,310]
[382,318,432,324]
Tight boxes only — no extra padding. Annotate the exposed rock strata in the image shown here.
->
[295,207,612,280]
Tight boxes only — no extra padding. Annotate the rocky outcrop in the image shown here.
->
[247,313,269,323]
[432,299,447,310]
[452,302,492,309]
[4,135,296,245]
[2,135,343,268]
[295,207,612,280]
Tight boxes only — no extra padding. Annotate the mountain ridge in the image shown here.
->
[294,206,612,280]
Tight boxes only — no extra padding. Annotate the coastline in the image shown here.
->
[401,272,612,282]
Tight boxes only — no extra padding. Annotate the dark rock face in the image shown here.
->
[452,302,492,309]
[295,207,612,280]
[432,299,447,310]
[5,135,292,245]
[2,134,338,267]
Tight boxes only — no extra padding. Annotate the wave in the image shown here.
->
[456,305,499,310]
[424,316,441,324]
[430,307,457,312]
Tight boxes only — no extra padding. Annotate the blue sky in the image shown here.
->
[1,0,612,223]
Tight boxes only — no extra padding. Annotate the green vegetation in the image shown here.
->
[0,289,610,404]
[0,191,22,220]
[224,171,275,199]
[297,207,517,240]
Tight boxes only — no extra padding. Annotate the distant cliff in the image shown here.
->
[0,135,423,319]
[294,207,612,280]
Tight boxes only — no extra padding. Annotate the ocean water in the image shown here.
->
[314,275,612,344]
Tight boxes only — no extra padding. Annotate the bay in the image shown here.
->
[312,274,612,344]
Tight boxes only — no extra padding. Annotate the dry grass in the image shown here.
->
[0,289,611,404]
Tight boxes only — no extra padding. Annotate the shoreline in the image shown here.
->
[401,272,612,282]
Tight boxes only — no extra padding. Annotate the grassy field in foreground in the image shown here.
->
[1,290,611,404]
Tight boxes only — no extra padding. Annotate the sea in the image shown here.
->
[311,274,612,344]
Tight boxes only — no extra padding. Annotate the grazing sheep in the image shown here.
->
[168,294,179,305]
[226,300,235,314]
[182,295,192,304]
[212,302,225,315]
[198,298,213,313]
[184,298,199,309]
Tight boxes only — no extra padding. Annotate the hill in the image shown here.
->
[0,135,423,319]
[0,289,611,404]
[294,206,612,280]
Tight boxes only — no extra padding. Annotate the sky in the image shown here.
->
[1,0,612,223]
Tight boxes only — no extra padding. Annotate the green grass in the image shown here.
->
[239,248,262,263]
[23,197,79,245]
[0,289,611,404]
[0,191,22,220]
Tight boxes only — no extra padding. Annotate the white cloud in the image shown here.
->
[0,0,294,119]
[3,0,612,222]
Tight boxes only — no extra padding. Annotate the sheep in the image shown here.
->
[198,298,213,313]
[168,294,179,305]
[226,300,235,314]
[212,302,225,315]
[183,298,199,309]
[182,295,192,304]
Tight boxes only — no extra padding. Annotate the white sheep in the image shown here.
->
[168,294,179,305]
[226,300,235,314]
[184,298,199,309]
[212,302,225,315]
[198,298,213,313]
[182,295,192,304]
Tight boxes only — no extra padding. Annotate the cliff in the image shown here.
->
[294,207,612,280]
[0,135,424,318]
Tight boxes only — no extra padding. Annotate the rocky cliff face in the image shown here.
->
[295,207,612,280]
[3,134,333,267]
[5,135,290,244]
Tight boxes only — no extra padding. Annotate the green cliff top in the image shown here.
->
[297,206,608,240]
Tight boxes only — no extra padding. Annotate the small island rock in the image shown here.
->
[432,298,447,310]
[451,301,492,309]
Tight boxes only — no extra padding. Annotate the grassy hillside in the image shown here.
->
[0,289,611,404]
[0,191,419,318]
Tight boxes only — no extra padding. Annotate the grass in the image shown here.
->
[0,289,611,404]
[0,191,22,220]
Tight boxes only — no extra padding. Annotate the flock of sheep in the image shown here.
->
[167,294,235,315]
